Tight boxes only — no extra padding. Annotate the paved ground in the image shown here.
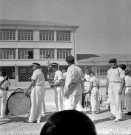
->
[0,88,131,135]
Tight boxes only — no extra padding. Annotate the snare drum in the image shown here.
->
[6,88,31,115]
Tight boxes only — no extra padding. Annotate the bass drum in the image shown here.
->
[7,88,31,115]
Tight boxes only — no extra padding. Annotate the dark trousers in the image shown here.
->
[82,94,85,108]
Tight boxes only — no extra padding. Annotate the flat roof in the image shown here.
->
[0,19,79,30]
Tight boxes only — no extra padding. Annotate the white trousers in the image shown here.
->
[0,90,7,117]
[42,89,46,114]
[54,86,63,111]
[91,87,100,112]
[125,88,131,112]
[65,94,83,111]
[108,83,122,119]
[29,86,45,121]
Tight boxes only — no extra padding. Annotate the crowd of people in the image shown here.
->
[0,56,131,131]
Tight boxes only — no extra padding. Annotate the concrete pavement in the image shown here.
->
[0,89,131,135]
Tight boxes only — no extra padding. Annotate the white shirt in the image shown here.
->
[125,75,131,93]
[64,64,83,95]
[54,70,63,84]
[107,67,125,83]
[84,74,90,82]
[0,76,4,83]
[63,72,67,81]
[31,69,45,87]
[90,76,99,87]
[0,76,10,90]
[84,74,90,93]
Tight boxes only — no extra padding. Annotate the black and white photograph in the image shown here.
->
[0,0,131,134]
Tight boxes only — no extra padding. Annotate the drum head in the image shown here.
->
[7,92,31,115]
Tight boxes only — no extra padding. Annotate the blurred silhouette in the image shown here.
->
[40,110,96,135]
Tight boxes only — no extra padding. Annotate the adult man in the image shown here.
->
[51,63,64,111]
[64,56,84,111]
[25,63,45,123]
[106,58,125,122]
[0,70,10,118]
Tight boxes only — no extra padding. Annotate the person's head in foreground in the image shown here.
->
[40,110,96,135]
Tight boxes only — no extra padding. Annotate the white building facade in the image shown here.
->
[0,20,78,88]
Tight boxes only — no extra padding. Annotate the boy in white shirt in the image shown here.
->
[89,71,100,114]
[124,70,131,115]
[82,69,91,110]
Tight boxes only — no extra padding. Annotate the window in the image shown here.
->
[0,29,15,40]
[18,30,33,41]
[40,30,54,41]
[18,66,33,82]
[0,66,15,79]
[18,49,33,59]
[99,66,110,77]
[40,49,54,59]
[57,49,71,59]
[57,31,71,41]
[0,49,16,59]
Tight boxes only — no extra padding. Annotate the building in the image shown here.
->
[77,54,131,83]
[0,19,79,88]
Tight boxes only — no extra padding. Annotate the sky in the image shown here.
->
[0,0,131,54]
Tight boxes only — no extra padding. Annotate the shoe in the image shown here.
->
[109,116,115,120]
[125,112,131,115]
[37,120,41,123]
[0,116,6,119]
[114,118,121,122]
[42,113,46,117]
[25,120,36,123]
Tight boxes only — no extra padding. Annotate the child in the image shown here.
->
[119,64,126,111]
[124,70,131,115]
[89,71,100,114]
[82,69,91,111]
[0,70,10,118]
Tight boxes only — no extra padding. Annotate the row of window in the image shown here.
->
[1,66,111,82]
[0,30,71,41]
[82,66,109,77]
[0,48,71,59]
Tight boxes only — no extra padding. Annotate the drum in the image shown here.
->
[6,88,31,115]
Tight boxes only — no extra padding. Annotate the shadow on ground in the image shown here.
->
[94,114,131,125]
[0,111,55,125]
[0,115,27,125]
[41,112,55,123]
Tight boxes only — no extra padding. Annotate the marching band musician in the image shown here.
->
[0,69,10,118]
[64,56,84,111]
[51,63,64,111]
[106,58,125,122]
[25,63,46,123]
